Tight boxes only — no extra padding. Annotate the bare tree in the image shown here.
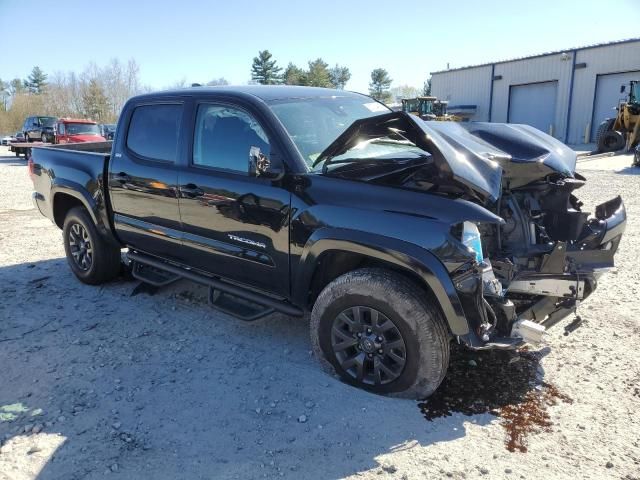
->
[0,58,146,133]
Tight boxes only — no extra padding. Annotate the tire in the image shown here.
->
[310,268,450,399]
[595,118,619,153]
[633,145,640,167]
[598,130,625,153]
[41,133,47,143]
[62,207,121,285]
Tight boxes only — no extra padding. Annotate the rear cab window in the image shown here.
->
[126,104,183,162]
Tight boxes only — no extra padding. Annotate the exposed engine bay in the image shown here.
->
[317,112,627,348]
[471,178,625,347]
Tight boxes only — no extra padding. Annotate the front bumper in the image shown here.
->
[460,196,626,350]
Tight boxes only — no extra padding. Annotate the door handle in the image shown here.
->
[181,184,204,197]
[113,172,131,183]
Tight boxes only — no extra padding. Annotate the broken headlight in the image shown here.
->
[461,221,484,264]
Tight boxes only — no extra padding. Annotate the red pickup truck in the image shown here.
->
[54,118,106,144]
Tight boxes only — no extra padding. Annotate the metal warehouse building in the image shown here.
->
[431,38,640,144]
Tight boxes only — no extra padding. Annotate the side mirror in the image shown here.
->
[249,147,284,180]
[620,85,626,93]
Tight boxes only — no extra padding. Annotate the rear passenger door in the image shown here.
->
[108,100,187,261]
[24,117,34,137]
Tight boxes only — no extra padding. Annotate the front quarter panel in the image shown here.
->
[288,174,503,335]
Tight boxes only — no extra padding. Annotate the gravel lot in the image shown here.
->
[0,145,639,480]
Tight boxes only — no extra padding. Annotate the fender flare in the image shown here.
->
[292,228,470,336]
[51,180,119,245]
[52,181,100,225]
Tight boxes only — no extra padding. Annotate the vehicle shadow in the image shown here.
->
[0,258,547,479]
[616,166,640,175]
[0,156,27,166]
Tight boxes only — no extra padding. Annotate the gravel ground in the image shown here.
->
[0,145,639,480]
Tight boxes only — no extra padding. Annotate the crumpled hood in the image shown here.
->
[316,112,577,203]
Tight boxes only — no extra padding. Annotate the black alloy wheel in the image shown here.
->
[331,305,407,386]
[311,268,450,398]
[68,223,93,271]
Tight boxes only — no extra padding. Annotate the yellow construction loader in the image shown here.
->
[401,96,461,121]
[595,80,640,157]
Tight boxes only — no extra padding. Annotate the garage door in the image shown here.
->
[508,81,558,136]
[591,71,640,140]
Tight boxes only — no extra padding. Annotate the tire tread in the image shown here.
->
[310,267,450,399]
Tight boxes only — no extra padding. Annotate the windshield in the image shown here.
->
[326,136,429,169]
[38,117,57,127]
[419,100,434,115]
[104,124,116,131]
[268,96,390,167]
[65,123,100,135]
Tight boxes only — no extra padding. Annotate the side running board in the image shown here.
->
[127,251,303,318]
[131,261,180,287]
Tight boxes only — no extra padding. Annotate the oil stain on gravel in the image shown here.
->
[418,346,572,452]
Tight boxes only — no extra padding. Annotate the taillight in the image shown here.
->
[27,156,34,178]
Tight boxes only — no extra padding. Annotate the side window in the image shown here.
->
[193,104,270,172]
[58,123,65,135]
[126,104,183,162]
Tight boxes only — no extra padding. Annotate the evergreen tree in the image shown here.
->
[283,63,307,86]
[423,77,432,96]
[305,59,332,87]
[25,66,48,94]
[250,50,282,85]
[329,65,351,89]
[82,79,109,121]
[369,68,392,102]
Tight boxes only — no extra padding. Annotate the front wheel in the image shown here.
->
[598,130,625,153]
[310,268,450,399]
[62,207,121,285]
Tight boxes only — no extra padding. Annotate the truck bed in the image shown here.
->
[36,141,113,154]
[11,141,113,157]
[30,141,114,230]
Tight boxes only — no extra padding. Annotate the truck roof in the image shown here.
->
[58,118,98,124]
[130,85,371,103]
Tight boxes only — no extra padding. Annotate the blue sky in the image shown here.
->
[1,0,639,94]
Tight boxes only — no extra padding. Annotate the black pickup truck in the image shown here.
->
[29,86,626,398]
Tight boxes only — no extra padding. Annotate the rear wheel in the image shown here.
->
[310,268,450,399]
[598,130,625,153]
[62,207,121,285]
[595,118,618,152]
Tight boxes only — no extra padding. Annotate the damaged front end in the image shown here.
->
[406,117,626,348]
[450,171,626,350]
[316,111,626,349]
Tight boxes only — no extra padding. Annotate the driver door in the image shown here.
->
[177,102,291,297]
